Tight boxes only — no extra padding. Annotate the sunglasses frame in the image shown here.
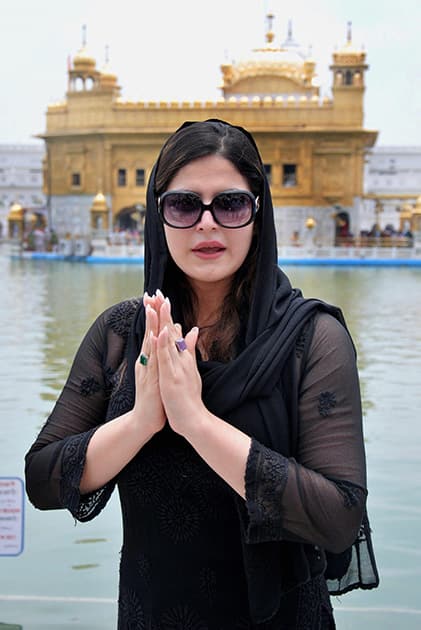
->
[157,189,259,229]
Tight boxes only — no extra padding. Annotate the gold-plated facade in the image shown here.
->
[40,19,378,245]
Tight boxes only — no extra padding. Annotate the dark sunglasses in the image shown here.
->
[157,189,259,229]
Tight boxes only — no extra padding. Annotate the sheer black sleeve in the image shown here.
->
[243,312,367,553]
[24,299,139,521]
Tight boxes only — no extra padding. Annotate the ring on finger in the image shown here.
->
[139,352,149,366]
[175,338,187,352]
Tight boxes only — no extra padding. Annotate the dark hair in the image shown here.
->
[154,120,264,198]
[155,120,265,361]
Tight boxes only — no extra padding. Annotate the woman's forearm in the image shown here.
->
[182,410,251,499]
[80,410,158,493]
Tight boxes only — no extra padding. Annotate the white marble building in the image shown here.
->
[362,146,421,232]
[0,144,46,237]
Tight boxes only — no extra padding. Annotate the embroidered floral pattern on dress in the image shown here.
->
[157,492,203,543]
[118,585,146,630]
[108,377,134,419]
[125,457,164,506]
[318,391,337,417]
[35,300,368,628]
[79,376,101,397]
[60,429,113,521]
[103,365,116,392]
[244,438,288,543]
[60,430,95,512]
[296,575,334,630]
[137,553,152,586]
[76,487,110,521]
[334,479,367,510]
[159,604,207,630]
[198,567,217,606]
[108,298,140,338]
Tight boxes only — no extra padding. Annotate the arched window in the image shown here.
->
[74,76,84,91]
[344,70,353,86]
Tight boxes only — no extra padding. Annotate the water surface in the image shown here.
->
[1,249,420,629]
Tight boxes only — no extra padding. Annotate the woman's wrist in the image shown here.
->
[180,410,251,499]
[127,407,163,443]
[178,407,216,444]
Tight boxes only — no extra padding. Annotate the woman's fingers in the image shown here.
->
[157,325,176,369]
[156,324,203,436]
[147,304,159,338]
[158,298,173,333]
[144,291,187,358]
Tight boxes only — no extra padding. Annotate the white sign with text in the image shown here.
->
[0,477,24,556]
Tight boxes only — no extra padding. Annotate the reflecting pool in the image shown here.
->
[1,247,421,629]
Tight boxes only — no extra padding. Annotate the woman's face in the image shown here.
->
[163,154,255,291]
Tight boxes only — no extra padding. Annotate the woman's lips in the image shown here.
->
[192,241,226,258]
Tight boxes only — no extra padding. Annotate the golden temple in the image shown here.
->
[40,17,378,246]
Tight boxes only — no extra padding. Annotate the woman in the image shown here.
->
[25,119,378,629]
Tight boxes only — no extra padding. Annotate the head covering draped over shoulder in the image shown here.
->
[126,120,370,623]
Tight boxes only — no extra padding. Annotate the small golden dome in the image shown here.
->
[73,46,96,71]
[100,62,116,79]
[220,16,317,95]
[305,216,316,229]
[90,192,108,213]
[333,22,366,65]
[8,203,24,219]
[100,62,117,87]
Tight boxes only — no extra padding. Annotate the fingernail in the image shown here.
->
[156,289,164,298]
[165,297,170,305]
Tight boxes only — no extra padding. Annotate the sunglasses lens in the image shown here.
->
[162,193,201,227]
[160,190,256,228]
[213,192,253,227]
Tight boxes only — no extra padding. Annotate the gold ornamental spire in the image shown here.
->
[266,13,275,44]
[347,20,352,45]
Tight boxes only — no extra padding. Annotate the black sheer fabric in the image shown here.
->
[25,301,376,628]
[25,120,378,628]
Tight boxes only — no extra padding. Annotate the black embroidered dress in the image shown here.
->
[25,121,378,629]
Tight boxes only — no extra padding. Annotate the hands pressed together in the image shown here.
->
[134,289,205,439]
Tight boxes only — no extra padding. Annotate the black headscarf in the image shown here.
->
[128,119,346,412]
[126,120,353,622]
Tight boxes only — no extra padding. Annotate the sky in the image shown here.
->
[1,0,420,147]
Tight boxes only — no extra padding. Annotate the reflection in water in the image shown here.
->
[40,262,144,394]
[1,251,421,629]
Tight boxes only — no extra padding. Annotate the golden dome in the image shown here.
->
[333,22,366,65]
[90,192,108,213]
[73,46,97,71]
[8,203,24,219]
[221,17,318,94]
[99,62,118,87]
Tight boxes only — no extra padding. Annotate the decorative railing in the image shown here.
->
[335,236,413,248]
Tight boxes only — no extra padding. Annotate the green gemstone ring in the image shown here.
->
[139,353,149,366]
